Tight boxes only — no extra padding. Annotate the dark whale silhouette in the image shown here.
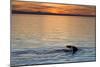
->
[66,45,78,54]
[53,45,78,54]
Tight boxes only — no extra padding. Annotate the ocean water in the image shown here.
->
[11,46,96,66]
[11,14,96,66]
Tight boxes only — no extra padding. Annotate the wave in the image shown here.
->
[11,47,96,66]
[12,47,72,55]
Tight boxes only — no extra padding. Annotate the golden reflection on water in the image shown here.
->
[11,14,95,48]
[12,14,95,42]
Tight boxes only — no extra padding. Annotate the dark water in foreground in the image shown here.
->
[11,47,96,66]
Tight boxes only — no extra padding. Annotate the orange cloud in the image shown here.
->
[12,1,96,16]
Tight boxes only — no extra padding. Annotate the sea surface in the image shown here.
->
[11,46,96,66]
[11,14,96,66]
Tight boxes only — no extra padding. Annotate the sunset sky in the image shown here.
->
[15,0,96,5]
[12,1,96,16]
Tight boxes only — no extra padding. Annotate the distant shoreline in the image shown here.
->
[12,10,96,17]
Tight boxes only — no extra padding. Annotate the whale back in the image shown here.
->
[66,45,78,54]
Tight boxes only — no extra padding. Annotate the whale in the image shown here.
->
[51,45,78,54]
[66,45,78,54]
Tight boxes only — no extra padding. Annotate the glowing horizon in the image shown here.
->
[18,0,96,5]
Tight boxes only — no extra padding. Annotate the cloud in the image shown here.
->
[12,1,96,16]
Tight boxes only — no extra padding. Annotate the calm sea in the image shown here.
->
[11,14,96,66]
